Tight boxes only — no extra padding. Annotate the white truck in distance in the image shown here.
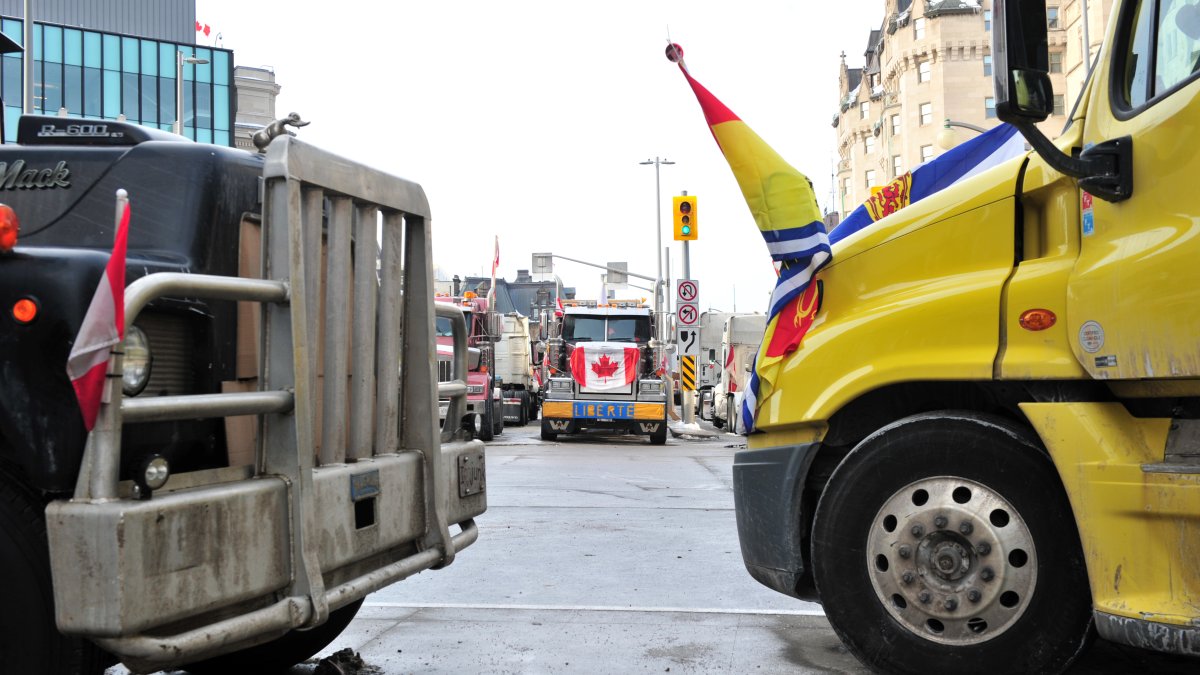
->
[710,313,767,433]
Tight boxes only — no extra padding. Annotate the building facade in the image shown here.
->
[233,65,280,151]
[833,0,1105,219]
[0,1,235,145]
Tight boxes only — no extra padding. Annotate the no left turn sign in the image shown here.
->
[678,304,698,326]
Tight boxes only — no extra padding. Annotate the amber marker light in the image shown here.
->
[1019,309,1057,331]
[0,203,18,252]
[12,297,38,324]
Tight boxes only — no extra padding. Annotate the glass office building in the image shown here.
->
[0,17,234,145]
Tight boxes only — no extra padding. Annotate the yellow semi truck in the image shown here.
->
[732,1,1199,672]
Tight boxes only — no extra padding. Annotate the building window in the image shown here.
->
[891,113,901,136]
[918,59,931,83]
[1049,51,1063,73]
[865,135,876,155]
[842,177,851,197]
[919,102,933,125]
[865,170,877,189]
[983,55,992,76]
[1047,7,1060,29]
[914,17,926,40]
[1053,94,1065,115]
[985,97,997,118]
[920,145,935,163]
[860,101,870,119]
[984,10,992,31]
[893,155,903,177]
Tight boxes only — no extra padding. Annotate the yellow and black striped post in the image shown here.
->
[680,355,697,391]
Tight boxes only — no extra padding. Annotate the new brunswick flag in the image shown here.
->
[668,43,830,433]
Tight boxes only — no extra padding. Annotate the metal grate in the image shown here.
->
[134,312,196,397]
[437,359,454,383]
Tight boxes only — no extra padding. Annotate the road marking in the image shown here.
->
[364,601,825,616]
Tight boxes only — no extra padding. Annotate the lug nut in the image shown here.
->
[944,597,958,611]
[976,541,991,555]
[967,589,982,603]
[959,521,974,535]
[934,515,948,529]
[918,591,931,604]
[911,524,925,537]
[901,571,916,585]
[898,544,912,559]
[980,567,995,582]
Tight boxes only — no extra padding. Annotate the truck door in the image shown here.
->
[1068,0,1200,379]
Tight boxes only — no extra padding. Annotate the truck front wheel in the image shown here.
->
[539,417,558,441]
[810,412,1093,675]
[478,399,495,442]
[0,471,106,675]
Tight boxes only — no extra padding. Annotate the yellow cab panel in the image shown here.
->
[1068,0,1200,380]
[757,160,1022,430]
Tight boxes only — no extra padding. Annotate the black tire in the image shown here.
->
[810,412,1093,675]
[649,423,667,445]
[493,396,504,436]
[516,392,529,427]
[528,392,539,422]
[539,417,557,441]
[726,395,739,435]
[0,471,106,675]
[182,598,363,674]
[478,398,495,442]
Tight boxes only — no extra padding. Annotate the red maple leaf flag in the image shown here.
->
[67,191,130,430]
[591,354,620,380]
[569,342,639,391]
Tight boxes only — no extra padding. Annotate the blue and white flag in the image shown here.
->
[830,122,1026,245]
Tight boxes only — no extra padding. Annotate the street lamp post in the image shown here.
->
[936,118,989,150]
[175,51,209,136]
[639,157,674,342]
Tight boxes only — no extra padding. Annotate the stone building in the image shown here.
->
[233,65,280,150]
[832,0,1107,219]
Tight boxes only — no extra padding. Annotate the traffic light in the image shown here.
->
[672,195,698,241]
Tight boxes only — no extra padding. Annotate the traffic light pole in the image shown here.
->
[680,193,696,425]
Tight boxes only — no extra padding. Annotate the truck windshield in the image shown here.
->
[436,316,454,337]
[563,316,651,343]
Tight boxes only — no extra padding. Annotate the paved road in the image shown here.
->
[111,421,1197,674]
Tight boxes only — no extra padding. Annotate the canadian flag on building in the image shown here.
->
[569,342,639,391]
[66,191,130,430]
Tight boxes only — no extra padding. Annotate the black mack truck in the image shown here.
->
[0,106,486,672]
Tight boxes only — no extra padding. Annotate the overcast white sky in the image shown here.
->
[195,0,880,313]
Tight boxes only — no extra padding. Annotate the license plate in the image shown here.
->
[438,402,449,419]
[572,402,635,419]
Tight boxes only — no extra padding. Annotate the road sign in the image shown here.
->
[677,304,698,326]
[676,326,699,357]
[680,355,697,391]
[676,279,698,303]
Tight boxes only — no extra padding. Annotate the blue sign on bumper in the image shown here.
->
[572,402,635,419]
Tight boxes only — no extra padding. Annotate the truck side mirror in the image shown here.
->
[992,0,1133,202]
[994,0,1053,122]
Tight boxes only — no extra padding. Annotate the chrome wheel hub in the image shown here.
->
[866,476,1037,645]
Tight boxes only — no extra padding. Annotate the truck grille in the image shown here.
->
[135,312,196,397]
[437,359,454,383]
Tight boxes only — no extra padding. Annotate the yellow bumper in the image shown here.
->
[542,401,665,420]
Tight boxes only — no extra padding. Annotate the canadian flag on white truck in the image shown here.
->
[569,342,639,391]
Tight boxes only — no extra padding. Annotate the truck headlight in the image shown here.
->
[638,380,663,394]
[122,325,153,397]
[549,378,573,393]
[467,384,485,395]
